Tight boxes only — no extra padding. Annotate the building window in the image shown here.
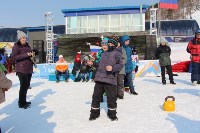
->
[110,14,120,32]
[77,16,87,33]
[132,14,142,31]
[66,13,145,34]
[67,17,77,34]
[121,14,132,32]
[99,15,109,32]
[88,16,98,33]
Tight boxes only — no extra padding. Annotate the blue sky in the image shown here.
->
[0,0,158,28]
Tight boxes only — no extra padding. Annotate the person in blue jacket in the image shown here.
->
[0,48,7,65]
[120,35,138,95]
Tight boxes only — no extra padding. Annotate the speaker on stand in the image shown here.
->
[33,40,45,63]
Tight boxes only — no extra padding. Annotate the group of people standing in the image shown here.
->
[89,35,139,121]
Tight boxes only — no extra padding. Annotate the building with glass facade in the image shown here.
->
[146,20,199,36]
[61,6,148,34]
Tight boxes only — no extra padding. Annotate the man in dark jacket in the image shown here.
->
[11,30,33,109]
[155,37,176,85]
[89,37,123,121]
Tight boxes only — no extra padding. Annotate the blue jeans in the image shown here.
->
[82,73,89,80]
[124,72,135,92]
[191,62,200,81]
[56,70,69,81]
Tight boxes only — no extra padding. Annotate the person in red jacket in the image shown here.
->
[187,29,200,86]
[72,51,82,82]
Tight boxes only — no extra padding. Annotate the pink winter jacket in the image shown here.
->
[0,71,12,104]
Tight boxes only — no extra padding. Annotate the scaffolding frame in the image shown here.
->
[150,8,158,36]
[45,12,54,63]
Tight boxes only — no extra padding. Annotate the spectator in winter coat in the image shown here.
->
[114,36,127,99]
[89,37,123,121]
[0,69,12,133]
[0,70,12,104]
[131,45,139,73]
[186,29,200,86]
[155,37,176,85]
[80,55,90,82]
[131,45,139,87]
[11,30,33,109]
[55,55,69,83]
[120,35,138,95]
[0,63,7,75]
[0,48,7,66]
[72,51,82,82]
[91,37,109,81]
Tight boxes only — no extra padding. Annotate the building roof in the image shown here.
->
[62,5,148,17]
[62,5,148,13]
[26,27,45,32]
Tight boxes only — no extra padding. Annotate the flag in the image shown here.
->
[160,0,178,9]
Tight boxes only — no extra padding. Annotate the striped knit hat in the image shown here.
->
[108,36,119,46]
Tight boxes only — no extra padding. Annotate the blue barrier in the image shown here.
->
[33,63,74,79]
[48,73,75,81]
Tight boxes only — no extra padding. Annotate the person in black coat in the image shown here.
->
[155,37,176,85]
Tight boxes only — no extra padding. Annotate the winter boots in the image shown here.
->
[107,115,118,121]
[107,110,118,121]
[89,108,118,121]
[192,81,197,86]
[18,102,31,109]
[162,80,166,85]
[162,80,176,85]
[89,109,100,121]
[170,81,176,84]
[130,91,138,95]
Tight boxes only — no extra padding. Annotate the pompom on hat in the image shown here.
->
[17,30,27,40]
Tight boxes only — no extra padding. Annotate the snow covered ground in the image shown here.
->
[0,71,200,133]
[1,42,199,133]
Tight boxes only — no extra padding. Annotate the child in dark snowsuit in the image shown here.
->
[89,37,123,121]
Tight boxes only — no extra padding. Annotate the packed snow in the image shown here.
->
[0,72,200,133]
[0,42,200,133]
